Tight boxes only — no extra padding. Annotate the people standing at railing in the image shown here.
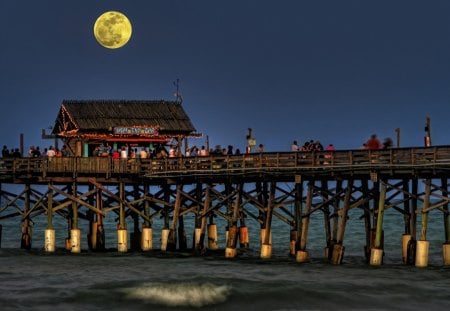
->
[2,145,10,157]
[190,146,198,157]
[120,145,128,159]
[382,137,393,149]
[61,145,69,157]
[301,141,311,152]
[227,145,234,155]
[324,144,335,164]
[199,146,208,156]
[291,140,300,152]
[257,144,264,153]
[366,134,382,150]
[47,146,56,158]
[112,149,120,159]
[140,147,148,159]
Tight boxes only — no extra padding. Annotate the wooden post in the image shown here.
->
[362,179,372,262]
[402,179,412,264]
[87,184,95,250]
[424,116,432,147]
[441,178,450,265]
[70,182,81,253]
[141,183,152,251]
[95,188,105,251]
[117,182,128,253]
[332,180,342,249]
[260,181,275,259]
[225,183,242,258]
[130,185,141,251]
[395,128,400,148]
[197,184,210,254]
[20,184,32,249]
[321,179,332,258]
[331,179,353,265]
[44,186,55,252]
[416,179,431,267]
[194,183,203,252]
[296,181,313,263]
[168,184,182,251]
[160,185,171,252]
[291,175,302,257]
[370,181,386,265]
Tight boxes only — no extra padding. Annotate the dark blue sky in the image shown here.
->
[1,0,450,152]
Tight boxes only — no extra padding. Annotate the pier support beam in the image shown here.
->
[117,183,128,253]
[331,179,353,265]
[226,183,242,258]
[416,179,431,267]
[291,176,302,257]
[168,184,182,251]
[44,187,55,252]
[296,181,313,263]
[401,179,411,264]
[20,184,32,250]
[95,188,105,251]
[141,184,152,251]
[161,185,171,252]
[260,182,275,259]
[70,182,81,253]
[441,178,450,266]
[370,181,386,266]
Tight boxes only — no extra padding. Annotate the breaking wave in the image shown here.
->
[122,282,231,307]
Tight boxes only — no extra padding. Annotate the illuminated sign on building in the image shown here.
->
[113,126,159,136]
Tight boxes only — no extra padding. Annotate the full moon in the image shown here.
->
[93,11,132,49]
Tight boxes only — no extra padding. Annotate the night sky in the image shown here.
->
[1,0,450,152]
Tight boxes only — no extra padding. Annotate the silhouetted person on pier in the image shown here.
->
[366,134,381,150]
[2,145,10,157]
[383,137,393,149]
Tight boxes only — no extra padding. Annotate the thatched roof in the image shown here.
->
[53,100,196,135]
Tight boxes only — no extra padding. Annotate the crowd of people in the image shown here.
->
[1,134,395,160]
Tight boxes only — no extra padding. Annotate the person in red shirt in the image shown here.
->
[366,134,381,150]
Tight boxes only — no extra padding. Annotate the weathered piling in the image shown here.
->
[330,179,353,265]
[370,181,386,266]
[415,179,431,267]
[44,187,55,252]
[296,181,312,263]
[261,182,275,259]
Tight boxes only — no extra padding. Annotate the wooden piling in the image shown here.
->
[441,178,450,265]
[225,183,242,258]
[296,181,313,263]
[291,175,302,257]
[117,182,128,253]
[331,179,353,265]
[261,181,275,259]
[362,179,372,262]
[168,184,182,251]
[370,181,386,266]
[44,186,55,252]
[95,188,105,251]
[20,184,32,250]
[416,179,431,267]
[321,179,332,259]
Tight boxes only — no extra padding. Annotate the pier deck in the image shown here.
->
[1,146,450,267]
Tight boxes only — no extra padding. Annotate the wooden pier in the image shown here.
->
[1,146,450,267]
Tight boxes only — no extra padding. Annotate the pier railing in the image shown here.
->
[1,146,450,180]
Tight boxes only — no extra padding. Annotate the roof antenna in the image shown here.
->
[173,78,183,104]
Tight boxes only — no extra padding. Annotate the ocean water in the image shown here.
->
[1,200,449,310]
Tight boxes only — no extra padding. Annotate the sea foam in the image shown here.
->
[122,282,231,307]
